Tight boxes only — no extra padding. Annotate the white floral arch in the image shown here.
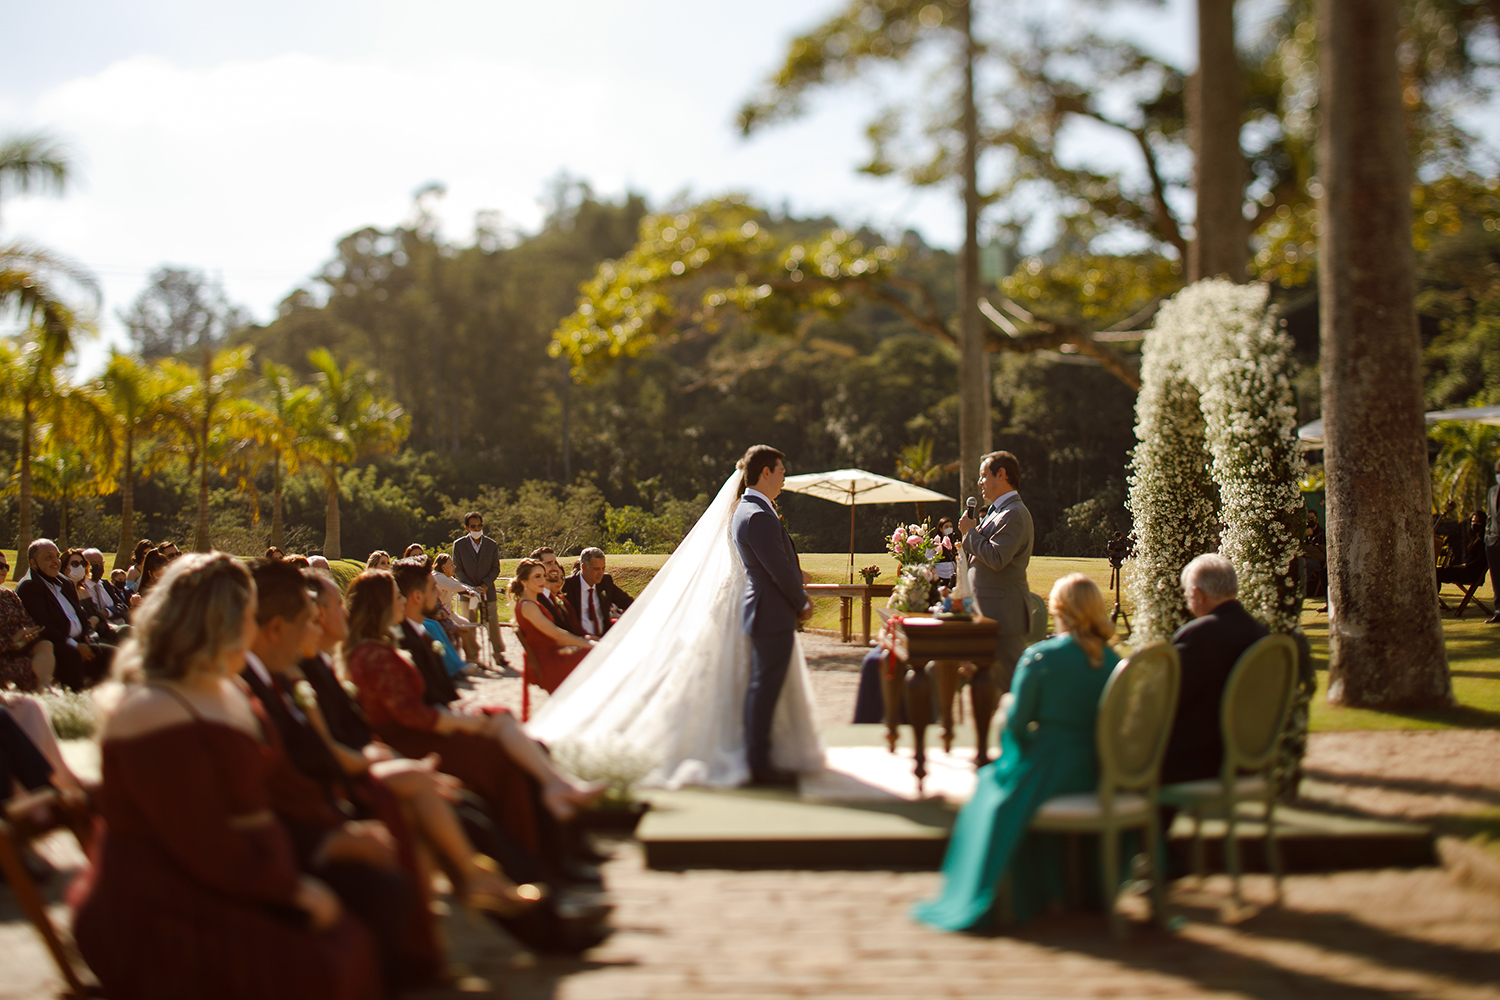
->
[1126,279,1305,643]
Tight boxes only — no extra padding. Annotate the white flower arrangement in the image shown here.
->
[1127,279,1305,641]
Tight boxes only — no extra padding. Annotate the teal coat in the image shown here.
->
[913,633,1117,931]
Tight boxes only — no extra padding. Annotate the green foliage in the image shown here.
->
[1431,421,1500,518]
[442,479,606,559]
[37,687,98,740]
[603,493,710,554]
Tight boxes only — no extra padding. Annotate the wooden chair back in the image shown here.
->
[1221,633,1299,776]
[1097,642,1181,795]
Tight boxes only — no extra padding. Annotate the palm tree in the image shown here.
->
[0,362,114,555]
[216,366,314,550]
[98,353,192,566]
[895,438,945,520]
[300,348,409,560]
[1431,421,1500,520]
[158,347,257,552]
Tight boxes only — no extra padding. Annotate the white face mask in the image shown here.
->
[68,564,87,581]
[468,529,483,540]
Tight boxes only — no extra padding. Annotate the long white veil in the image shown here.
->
[526,472,824,788]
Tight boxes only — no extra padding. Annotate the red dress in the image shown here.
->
[346,640,540,855]
[516,598,587,693]
[71,721,381,1000]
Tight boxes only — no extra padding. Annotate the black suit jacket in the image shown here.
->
[299,654,374,752]
[240,664,349,794]
[17,574,110,690]
[1161,599,1270,785]
[398,620,459,707]
[561,572,634,636]
[537,591,579,636]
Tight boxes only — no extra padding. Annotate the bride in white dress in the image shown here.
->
[526,470,825,788]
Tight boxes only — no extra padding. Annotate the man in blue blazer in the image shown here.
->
[731,445,813,786]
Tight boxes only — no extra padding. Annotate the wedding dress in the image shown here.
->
[526,471,825,788]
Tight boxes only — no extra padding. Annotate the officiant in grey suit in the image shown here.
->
[731,445,813,787]
[957,450,1034,690]
[452,510,504,666]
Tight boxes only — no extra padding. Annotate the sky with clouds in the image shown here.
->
[5,0,1205,372]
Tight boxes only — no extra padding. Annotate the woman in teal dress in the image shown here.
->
[914,572,1119,932]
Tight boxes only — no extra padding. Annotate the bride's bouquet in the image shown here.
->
[887,521,952,613]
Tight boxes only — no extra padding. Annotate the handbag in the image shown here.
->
[7,623,45,652]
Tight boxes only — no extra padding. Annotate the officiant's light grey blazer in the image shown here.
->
[964,491,1034,685]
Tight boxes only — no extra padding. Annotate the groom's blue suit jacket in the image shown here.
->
[732,493,809,635]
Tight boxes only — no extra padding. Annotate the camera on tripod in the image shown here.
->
[1106,531,1133,570]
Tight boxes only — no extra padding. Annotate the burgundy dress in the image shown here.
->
[515,598,587,693]
[71,719,381,1000]
[347,640,540,855]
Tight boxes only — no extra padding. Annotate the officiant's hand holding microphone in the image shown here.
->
[957,495,979,535]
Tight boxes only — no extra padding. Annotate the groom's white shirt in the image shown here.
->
[742,487,773,508]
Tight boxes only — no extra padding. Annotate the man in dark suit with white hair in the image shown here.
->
[1160,553,1269,784]
[562,548,634,639]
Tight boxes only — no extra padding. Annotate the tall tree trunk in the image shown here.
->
[323,472,342,560]
[957,0,987,495]
[561,369,572,483]
[1317,0,1452,707]
[15,399,33,580]
[115,430,135,569]
[1188,0,1248,282]
[58,487,69,552]
[194,350,213,552]
[270,454,284,549]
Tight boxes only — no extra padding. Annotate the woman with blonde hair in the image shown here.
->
[914,572,1120,932]
[72,552,381,999]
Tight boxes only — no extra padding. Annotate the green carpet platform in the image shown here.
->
[635,724,1434,872]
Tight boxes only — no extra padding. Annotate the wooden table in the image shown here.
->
[882,616,1001,794]
[805,583,895,644]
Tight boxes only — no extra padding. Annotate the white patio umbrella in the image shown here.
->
[1298,404,1500,450]
[780,468,956,582]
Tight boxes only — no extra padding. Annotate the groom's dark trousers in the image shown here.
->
[732,491,810,779]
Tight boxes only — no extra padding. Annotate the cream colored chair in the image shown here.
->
[1159,633,1299,905]
[1028,642,1181,940]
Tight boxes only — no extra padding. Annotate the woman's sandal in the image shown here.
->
[464,855,546,918]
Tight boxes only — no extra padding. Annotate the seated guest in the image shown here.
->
[124,538,152,586]
[1159,553,1269,786]
[914,573,1119,932]
[63,548,114,645]
[136,549,170,598]
[297,571,543,917]
[0,691,82,793]
[155,540,181,561]
[309,555,331,571]
[285,554,311,569]
[432,553,482,664]
[366,550,392,571]
[343,569,602,859]
[0,582,54,691]
[16,540,111,690]
[529,547,579,634]
[390,558,461,706]
[934,518,958,588]
[83,549,130,626]
[403,544,426,559]
[0,705,61,804]
[1437,511,1488,584]
[241,559,440,988]
[72,552,383,1000]
[512,559,594,693]
[561,548,634,639]
[266,545,286,561]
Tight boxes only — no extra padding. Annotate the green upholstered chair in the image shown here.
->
[1159,632,1300,905]
[1029,641,1181,940]
[1025,592,1050,645]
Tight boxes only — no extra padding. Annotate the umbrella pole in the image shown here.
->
[848,492,856,584]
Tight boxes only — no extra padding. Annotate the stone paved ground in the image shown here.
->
[8,635,1500,998]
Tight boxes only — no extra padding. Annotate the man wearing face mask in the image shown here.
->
[453,511,502,663]
[16,540,113,690]
[1487,461,1500,624]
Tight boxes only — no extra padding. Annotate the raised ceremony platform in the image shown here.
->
[634,724,1436,873]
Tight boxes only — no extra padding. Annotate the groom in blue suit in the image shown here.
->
[732,445,813,787]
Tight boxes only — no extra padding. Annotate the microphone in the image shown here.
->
[965,496,978,522]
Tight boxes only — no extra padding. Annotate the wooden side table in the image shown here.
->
[883,616,1001,794]
[804,583,895,643]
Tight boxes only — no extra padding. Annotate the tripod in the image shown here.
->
[1108,561,1132,637]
